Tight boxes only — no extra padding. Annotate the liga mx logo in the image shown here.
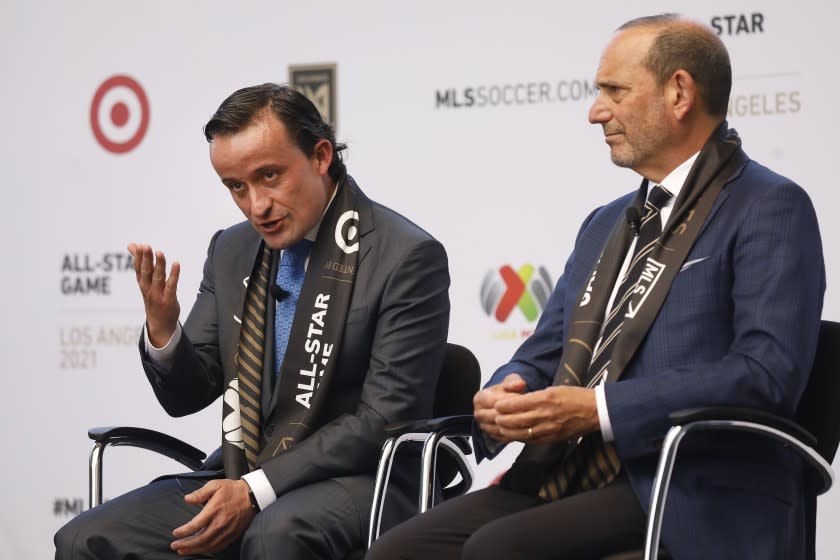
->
[289,63,337,128]
[481,265,553,323]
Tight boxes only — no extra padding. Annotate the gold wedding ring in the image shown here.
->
[528,427,534,439]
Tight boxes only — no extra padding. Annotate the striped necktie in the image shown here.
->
[540,184,673,499]
[236,246,272,471]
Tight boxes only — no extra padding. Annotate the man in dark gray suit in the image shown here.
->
[55,84,450,559]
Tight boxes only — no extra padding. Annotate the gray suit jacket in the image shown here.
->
[141,177,450,520]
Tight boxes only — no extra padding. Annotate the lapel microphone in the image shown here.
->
[270,284,289,302]
[626,208,641,237]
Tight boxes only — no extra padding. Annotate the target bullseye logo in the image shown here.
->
[90,75,150,154]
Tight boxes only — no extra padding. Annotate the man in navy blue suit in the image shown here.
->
[367,13,824,560]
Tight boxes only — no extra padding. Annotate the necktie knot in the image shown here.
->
[647,184,673,213]
[282,239,314,269]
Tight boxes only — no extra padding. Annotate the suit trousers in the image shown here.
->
[365,474,646,560]
[54,476,369,560]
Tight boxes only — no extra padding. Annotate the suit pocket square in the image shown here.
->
[679,257,711,272]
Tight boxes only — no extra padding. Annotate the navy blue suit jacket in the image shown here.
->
[486,158,825,559]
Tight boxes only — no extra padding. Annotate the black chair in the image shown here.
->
[366,342,480,546]
[601,319,839,560]
[86,342,481,555]
[365,321,839,560]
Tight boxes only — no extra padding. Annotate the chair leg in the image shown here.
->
[643,426,688,560]
[420,431,447,513]
[367,437,396,548]
[600,548,671,560]
[88,441,106,508]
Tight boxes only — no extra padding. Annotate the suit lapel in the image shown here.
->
[353,183,375,266]
[223,230,263,383]
[686,160,745,242]
[231,233,277,418]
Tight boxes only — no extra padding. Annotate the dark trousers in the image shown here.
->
[55,476,369,560]
[365,475,646,560]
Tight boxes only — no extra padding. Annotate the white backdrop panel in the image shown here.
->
[2,1,838,557]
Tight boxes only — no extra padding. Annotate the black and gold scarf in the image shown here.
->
[222,177,361,479]
[504,123,748,493]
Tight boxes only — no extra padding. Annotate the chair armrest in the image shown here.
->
[88,426,206,471]
[667,407,817,447]
[385,414,474,435]
[643,406,833,560]
[385,415,474,454]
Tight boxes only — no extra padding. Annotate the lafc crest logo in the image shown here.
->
[289,63,337,127]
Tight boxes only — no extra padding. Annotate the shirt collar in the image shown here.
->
[303,178,341,242]
[654,151,699,206]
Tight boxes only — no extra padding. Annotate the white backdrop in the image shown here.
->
[2,1,838,557]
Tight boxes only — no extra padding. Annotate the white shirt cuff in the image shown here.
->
[595,383,615,442]
[143,322,182,366]
[242,470,277,511]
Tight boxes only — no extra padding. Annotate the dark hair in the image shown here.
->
[204,83,347,181]
[619,14,731,117]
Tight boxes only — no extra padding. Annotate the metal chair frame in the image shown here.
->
[368,420,474,547]
[642,417,833,560]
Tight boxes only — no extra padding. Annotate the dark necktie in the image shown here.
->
[274,239,313,377]
[540,184,673,499]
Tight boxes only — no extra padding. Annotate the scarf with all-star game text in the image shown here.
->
[222,177,361,479]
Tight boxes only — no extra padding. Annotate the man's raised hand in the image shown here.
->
[127,243,181,348]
